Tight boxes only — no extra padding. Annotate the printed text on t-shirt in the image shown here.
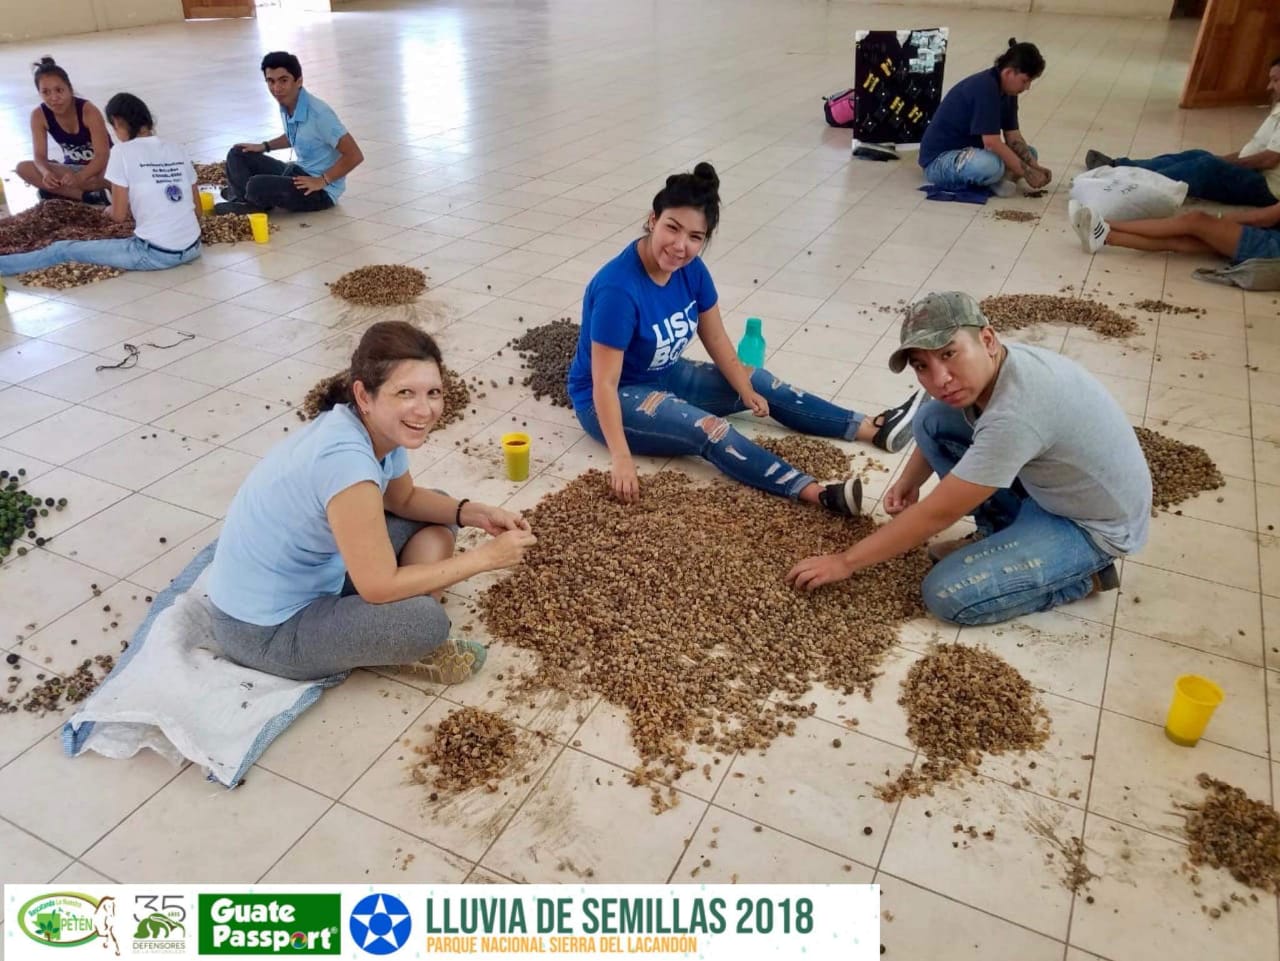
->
[650,300,699,368]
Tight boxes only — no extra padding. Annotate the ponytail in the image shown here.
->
[995,38,1045,79]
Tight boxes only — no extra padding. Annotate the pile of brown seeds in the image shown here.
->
[0,199,133,255]
[480,470,932,799]
[979,294,1139,339]
[992,210,1040,223]
[194,162,228,186]
[298,363,472,428]
[329,265,427,307]
[1184,773,1280,893]
[508,318,579,408]
[754,436,852,482]
[1135,427,1225,510]
[200,213,255,246]
[411,706,520,793]
[1127,299,1204,317]
[17,262,123,289]
[0,655,115,716]
[877,644,1049,801]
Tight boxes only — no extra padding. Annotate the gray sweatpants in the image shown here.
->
[209,514,453,681]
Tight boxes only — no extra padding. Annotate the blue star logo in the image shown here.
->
[349,894,411,955]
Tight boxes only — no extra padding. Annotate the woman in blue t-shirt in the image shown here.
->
[566,162,923,515]
[918,39,1052,195]
[207,321,536,682]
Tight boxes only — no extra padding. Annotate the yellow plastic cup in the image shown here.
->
[248,212,270,243]
[198,189,215,214]
[1164,674,1224,746]
[501,432,531,481]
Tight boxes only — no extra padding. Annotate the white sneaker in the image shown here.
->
[990,180,1017,198]
[1071,204,1110,254]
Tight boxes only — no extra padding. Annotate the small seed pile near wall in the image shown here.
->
[1184,773,1280,894]
[411,706,520,793]
[480,466,933,804]
[979,294,1139,339]
[329,265,427,307]
[508,319,579,408]
[877,644,1050,801]
[1135,427,1225,510]
[194,162,228,186]
[17,263,122,288]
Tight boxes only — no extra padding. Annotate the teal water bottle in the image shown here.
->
[737,317,766,367]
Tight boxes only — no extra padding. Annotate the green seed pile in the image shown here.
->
[329,265,427,307]
[877,644,1050,801]
[979,294,1139,339]
[0,469,67,564]
[508,318,579,408]
[1185,773,1280,893]
[479,470,932,798]
[1135,427,1225,510]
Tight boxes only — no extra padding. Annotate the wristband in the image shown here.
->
[455,498,470,527]
[262,141,270,152]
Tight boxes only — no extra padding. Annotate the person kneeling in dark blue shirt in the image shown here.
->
[918,39,1051,197]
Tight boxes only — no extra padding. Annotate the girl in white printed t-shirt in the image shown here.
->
[0,92,202,276]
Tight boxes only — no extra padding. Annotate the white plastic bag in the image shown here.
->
[1069,166,1188,221]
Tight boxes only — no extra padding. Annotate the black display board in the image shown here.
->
[852,28,948,149]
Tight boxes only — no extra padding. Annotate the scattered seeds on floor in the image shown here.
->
[411,706,520,793]
[0,470,67,567]
[508,318,580,408]
[1183,773,1280,894]
[17,262,123,288]
[979,294,1139,339]
[1126,299,1205,317]
[1135,427,1225,510]
[0,654,114,716]
[479,470,932,806]
[329,264,427,307]
[992,210,1040,223]
[877,644,1050,801]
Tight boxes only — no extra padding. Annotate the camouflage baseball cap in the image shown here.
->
[888,291,991,373]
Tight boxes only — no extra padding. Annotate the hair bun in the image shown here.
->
[34,56,56,69]
[1007,38,1018,48]
[692,161,720,192]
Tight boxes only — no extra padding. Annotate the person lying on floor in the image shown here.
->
[215,50,363,215]
[567,160,923,515]
[1071,197,1280,265]
[208,321,535,684]
[15,57,111,205]
[1083,57,1280,209]
[918,39,1052,197]
[786,291,1152,626]
[0,93,202,277]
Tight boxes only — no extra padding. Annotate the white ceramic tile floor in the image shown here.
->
[1,3,1279,958]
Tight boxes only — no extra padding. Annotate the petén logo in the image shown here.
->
[17,892,120,952]
[198,894,341,955]
[133,894,188,955]
[348,894,411,955]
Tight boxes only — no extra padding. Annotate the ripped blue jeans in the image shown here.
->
[922,146,1008,188]
[914,399,1115,626]
[574,360,864,498]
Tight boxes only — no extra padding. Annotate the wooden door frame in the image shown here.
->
[183,0,256,19]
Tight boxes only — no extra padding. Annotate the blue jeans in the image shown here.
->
[0,235,201,276]
[575,360,865,499]
[1112,150,1277,207]
[923,147,1007,188]
[913,399,1115,626]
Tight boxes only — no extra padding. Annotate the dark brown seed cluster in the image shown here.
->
[0,199,134,255]
[1135,427,1225,510]
[329,265,427,307]
[0,655,114,716]
[877,644,1049,801]
[753,436,852,483]
[479,470,932,802]
[411,706,519,793]
[979,294,1139,339]
[1185,773,1280,893]
[194,162,228,186]
[991,210,1039,223]
[17,262,123,289]
[508,319,579,408]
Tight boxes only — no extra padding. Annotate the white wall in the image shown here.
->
[0,0,185,43]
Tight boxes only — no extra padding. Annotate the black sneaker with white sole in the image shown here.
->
[818,477,862,518]
[213,200,262,215]
[1084,149,1113,171]
[872,391,924,453]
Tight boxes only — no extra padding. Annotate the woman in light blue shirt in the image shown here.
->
[208,321,534,682]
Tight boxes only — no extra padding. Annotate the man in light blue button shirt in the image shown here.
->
[216,51,364,215]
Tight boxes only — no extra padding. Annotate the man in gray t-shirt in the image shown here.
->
[787,290,1152,626]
